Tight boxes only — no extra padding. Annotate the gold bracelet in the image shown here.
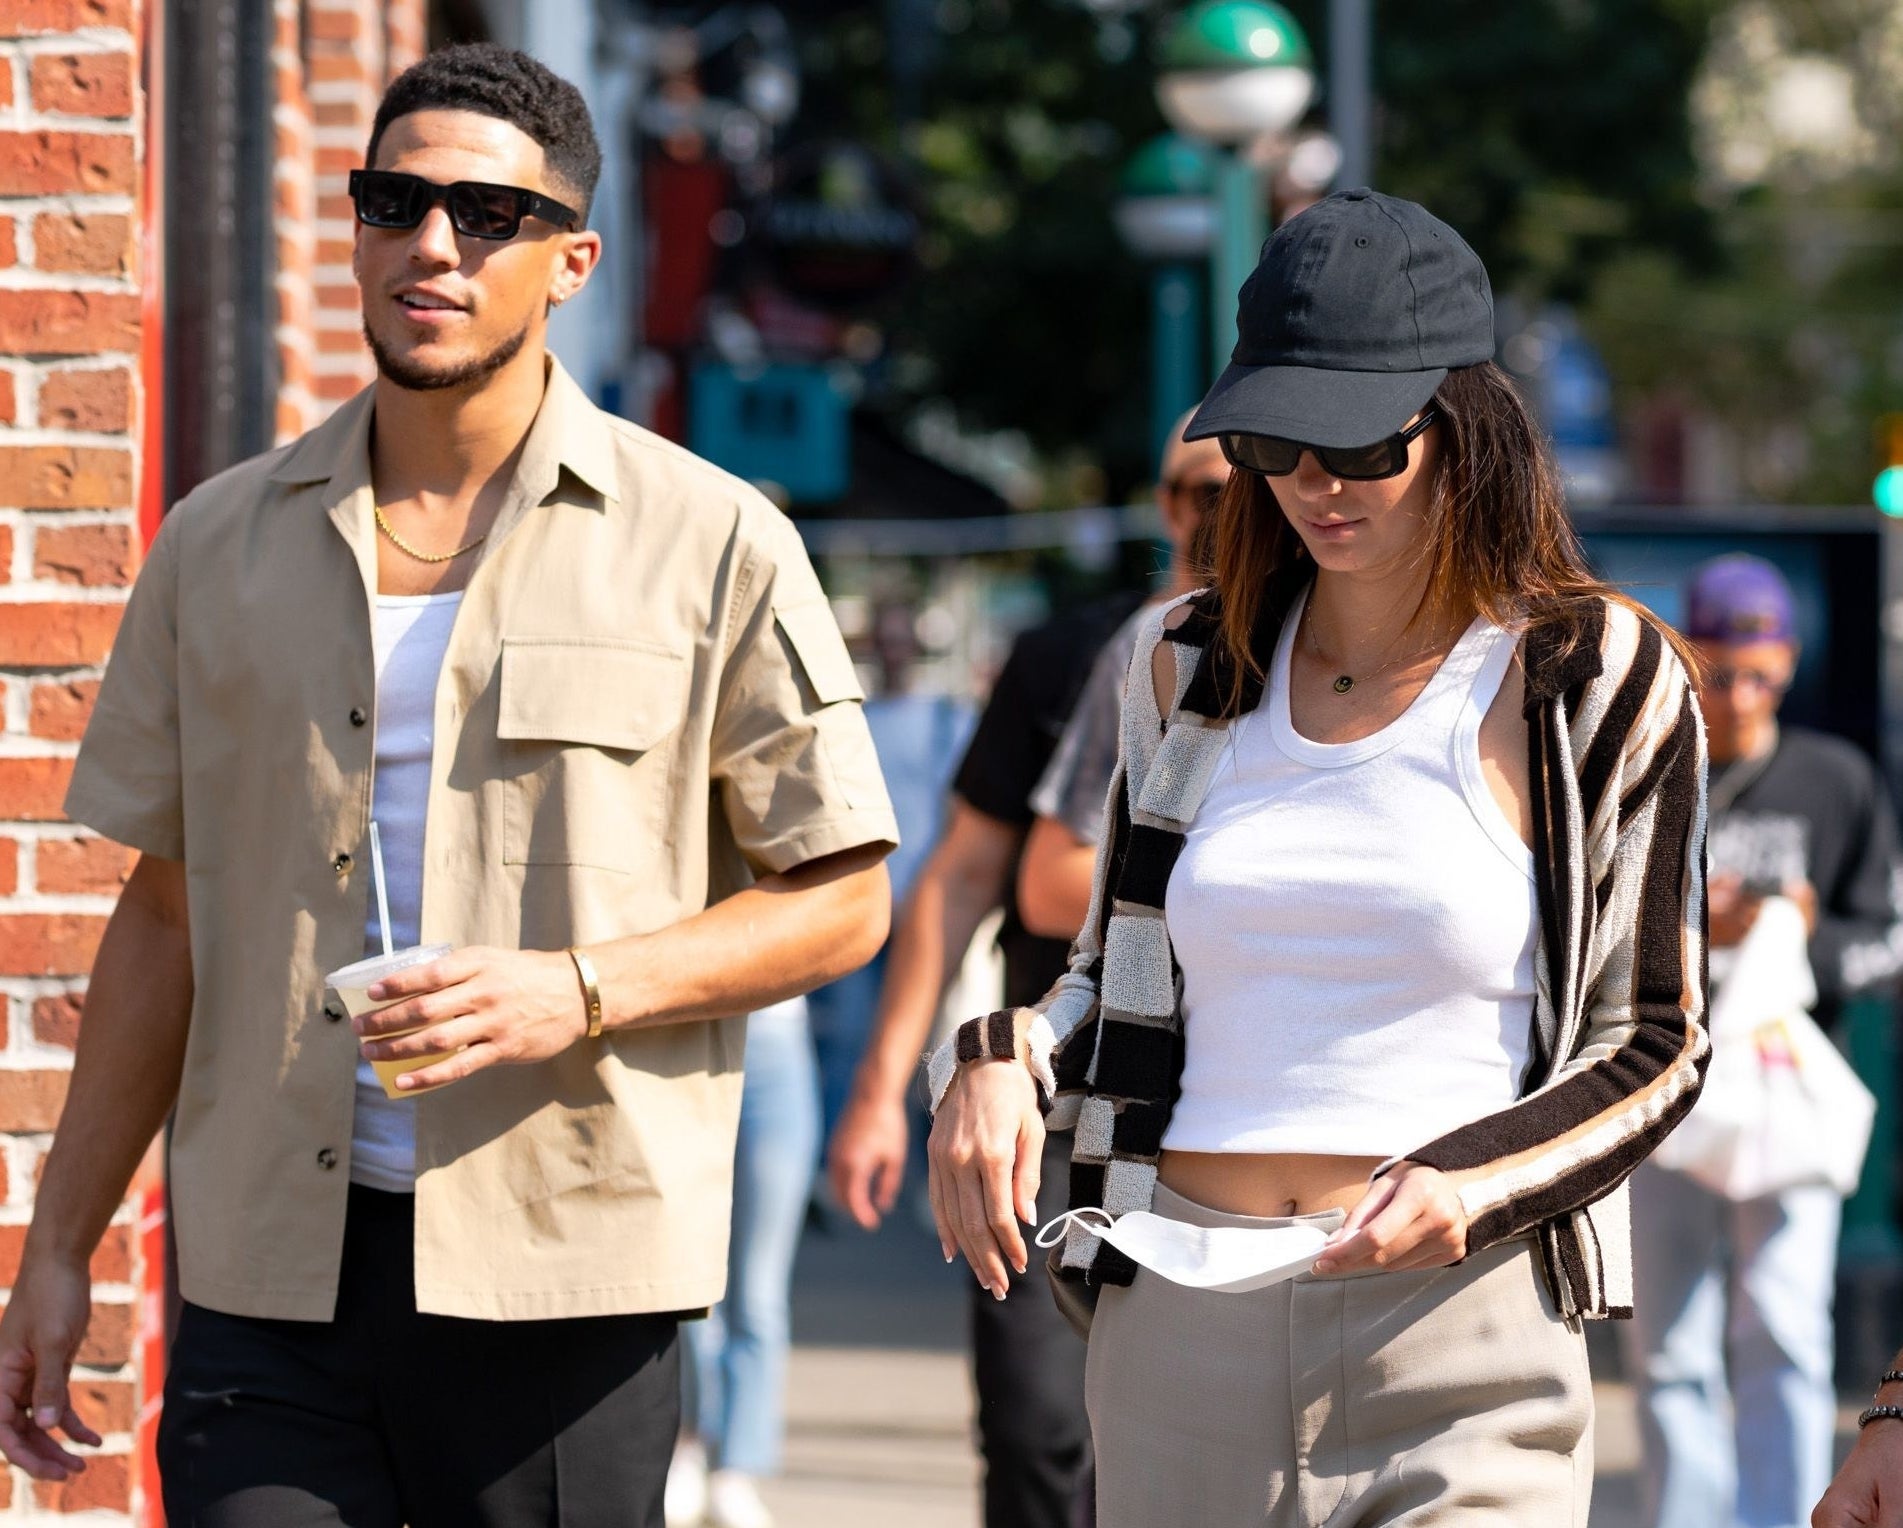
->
[567,947,604,1039]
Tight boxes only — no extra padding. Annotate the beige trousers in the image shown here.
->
[1084,1184,1594,1527]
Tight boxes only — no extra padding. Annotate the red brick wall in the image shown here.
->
[275,0,427,439]
[0,1,426,1517]
[274,0,321,442]
[0,0,150,1517]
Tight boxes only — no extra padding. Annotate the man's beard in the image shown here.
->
[364,314,531,393]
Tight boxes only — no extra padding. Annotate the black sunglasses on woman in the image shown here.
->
[1219,408,1439,482]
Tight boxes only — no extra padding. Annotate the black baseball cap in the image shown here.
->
[1184,188,1494,450]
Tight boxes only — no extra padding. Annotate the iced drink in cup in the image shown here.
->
[326,943,457,1099]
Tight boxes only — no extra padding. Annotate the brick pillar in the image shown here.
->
[305,0,383,416]
[0,0,150,1520]
[385,0,426,81]
[273,0,320,443]
[272,0,430,438]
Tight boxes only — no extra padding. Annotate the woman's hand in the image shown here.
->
[1313,1161,1467,1274]
[928,1058,1045,1299]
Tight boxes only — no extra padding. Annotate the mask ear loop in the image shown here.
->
[1034,1206,1114,1250]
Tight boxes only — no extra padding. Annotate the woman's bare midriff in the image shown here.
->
[1158,1149,1388,1218]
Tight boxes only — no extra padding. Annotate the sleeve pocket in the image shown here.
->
[498,638,688,751]
[774,600,864,707]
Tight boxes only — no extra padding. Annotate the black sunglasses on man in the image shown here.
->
[348,168,581,242]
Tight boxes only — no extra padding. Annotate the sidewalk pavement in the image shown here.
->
[739,1204,1855,1528]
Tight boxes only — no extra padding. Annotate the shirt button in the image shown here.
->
[323,1002,344,1024]
[333,852,352,873]
[317,1148,338,1170]
[349,707,368,728]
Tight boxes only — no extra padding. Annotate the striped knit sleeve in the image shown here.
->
[1383,611,1710,1254]
[925,602,1184,1121]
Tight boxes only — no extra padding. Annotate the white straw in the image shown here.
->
[369,821,394,958]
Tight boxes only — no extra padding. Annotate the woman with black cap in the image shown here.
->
[925,189,1710,1526]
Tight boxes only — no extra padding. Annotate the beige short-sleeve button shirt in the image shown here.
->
[65,361,898,1322]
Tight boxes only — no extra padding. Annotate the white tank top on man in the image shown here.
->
[1162,585,1538,1160]
[350,590,463,1193]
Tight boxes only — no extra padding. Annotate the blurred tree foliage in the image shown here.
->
[1576,1,1903,503]
[793,0,1726,496]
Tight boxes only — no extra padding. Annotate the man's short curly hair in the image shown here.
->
[366,44,602,220]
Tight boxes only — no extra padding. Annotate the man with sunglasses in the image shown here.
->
[1625,554,1903,1528]
[823,418,1221,1528]
[0,43,896,1528]
[1016,423,1228,942]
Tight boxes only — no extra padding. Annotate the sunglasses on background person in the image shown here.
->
[1702,663,1792,696]
[1165,478,1225,515]
[1219,407,1440,482]
[349,169,581,241]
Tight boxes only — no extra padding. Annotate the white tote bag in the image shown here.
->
[1650,896,1876,1200]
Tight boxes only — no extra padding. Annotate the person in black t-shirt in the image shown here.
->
[957,600,1146,1010]
[825,588,1137,1528]
[1624,555,1903,1528]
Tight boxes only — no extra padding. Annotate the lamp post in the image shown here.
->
[1154,0,1315,376]
[1117,134,1218,460]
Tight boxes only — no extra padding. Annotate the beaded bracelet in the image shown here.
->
[1859,1372,1903,1428]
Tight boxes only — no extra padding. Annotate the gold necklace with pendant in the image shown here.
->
[1302,598,1430,695]
[374,503,486,564]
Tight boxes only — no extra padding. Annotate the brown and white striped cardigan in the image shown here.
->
[930,566,1710,1322]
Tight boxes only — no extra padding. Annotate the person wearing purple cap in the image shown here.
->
[1624,554,1903,1528]
[924,189,1711,1526]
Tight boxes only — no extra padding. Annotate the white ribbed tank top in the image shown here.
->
[1161,586,1538,1159]
[350,590,462,1194]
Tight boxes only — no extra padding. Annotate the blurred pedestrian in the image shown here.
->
[928,189,1710,1528]
[0,44,897,1527]
[1017,423,1226,938]
[1625,554,1903,1528]
[808,602,975,1140]
[830,514,1201,1525]
[1813,1350,1903,1527]
[669,997,821,1528]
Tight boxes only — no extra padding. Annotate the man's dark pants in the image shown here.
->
[157,1185,680,1527]
[969,1130,1092,1528]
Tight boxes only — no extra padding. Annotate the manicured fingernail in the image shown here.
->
[34,1407,56,1428]
[396,1076,413,1090]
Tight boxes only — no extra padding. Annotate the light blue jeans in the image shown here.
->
[683,998,820,1477]
[1623,1161,1841,1528]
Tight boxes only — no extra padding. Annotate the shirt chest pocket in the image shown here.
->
[497,638,689,873]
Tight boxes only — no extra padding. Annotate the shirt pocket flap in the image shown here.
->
[774,600,863,706]
[497,639,688,752]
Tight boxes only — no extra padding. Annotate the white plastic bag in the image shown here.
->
[1650,896,1876,1200]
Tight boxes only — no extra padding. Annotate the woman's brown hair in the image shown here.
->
[1200,360,1696,715]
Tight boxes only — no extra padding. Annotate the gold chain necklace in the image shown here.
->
[374,503,486,564]
[1302,597,1433,695]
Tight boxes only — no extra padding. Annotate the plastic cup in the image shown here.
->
[325,943,457,1099]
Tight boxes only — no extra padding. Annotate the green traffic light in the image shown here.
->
[1878,466,1903,516]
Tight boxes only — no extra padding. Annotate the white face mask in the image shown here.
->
[1036,1206,1337,1294]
